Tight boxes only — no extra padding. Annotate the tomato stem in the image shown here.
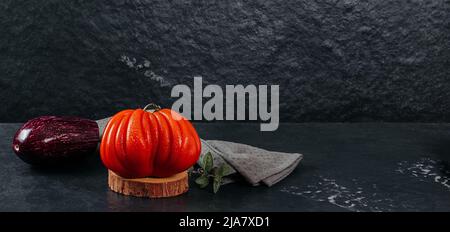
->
[143,103,162,112]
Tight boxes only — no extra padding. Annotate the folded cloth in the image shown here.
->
[96,118,303,187]
[97,117,110,138]
[199,139,303,187]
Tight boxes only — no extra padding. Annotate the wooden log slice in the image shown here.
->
[108,170,189,198]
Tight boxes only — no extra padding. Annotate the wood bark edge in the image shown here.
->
[108,170,189,198]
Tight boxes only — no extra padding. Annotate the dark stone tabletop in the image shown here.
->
[1,123,450,212]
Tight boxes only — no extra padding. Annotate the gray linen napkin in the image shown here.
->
[199,139,303,187]
[96,118,303,186]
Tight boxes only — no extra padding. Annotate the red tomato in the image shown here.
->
[99,105,201,178]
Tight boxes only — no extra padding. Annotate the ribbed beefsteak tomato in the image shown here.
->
[99,104,201,178]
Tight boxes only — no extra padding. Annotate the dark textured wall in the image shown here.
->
[1,0,449,122]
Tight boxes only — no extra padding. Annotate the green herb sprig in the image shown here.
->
[192,152,232,193]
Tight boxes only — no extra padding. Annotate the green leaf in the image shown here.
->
[218,163,232,176]
[203,152,214,173]
[198,157,205,169]
[195,175,209,188]
[213,178,222,193]
[212,167,223,194]
[210,167,217,175]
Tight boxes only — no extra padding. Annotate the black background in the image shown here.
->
[0,212,449,229]
[1,0,449,122]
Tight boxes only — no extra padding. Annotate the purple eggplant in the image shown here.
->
[12,116,99,165]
